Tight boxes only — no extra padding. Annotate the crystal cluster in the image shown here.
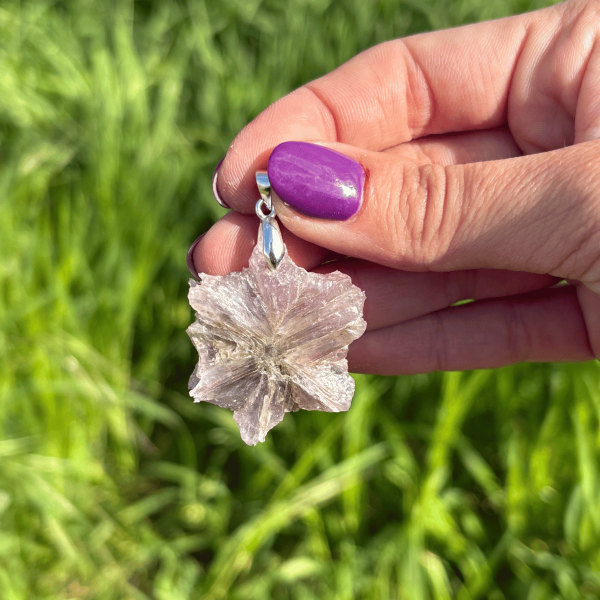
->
[187,229,367,445]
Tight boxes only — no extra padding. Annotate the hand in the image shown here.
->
[190,0,600,375]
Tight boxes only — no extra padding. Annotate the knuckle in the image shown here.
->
[388,162,462,267]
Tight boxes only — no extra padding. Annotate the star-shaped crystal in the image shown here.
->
[187,227,367,445]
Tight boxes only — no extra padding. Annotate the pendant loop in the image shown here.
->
[255,198,275,220]
[255,171,283,269]
[256,171,272,210]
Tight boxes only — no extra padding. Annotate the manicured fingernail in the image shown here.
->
[212,158,229,209]
[187,234,205,278]
[267,141,364,220]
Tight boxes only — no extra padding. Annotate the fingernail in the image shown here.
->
[212,158,229,209]
[187,234,205,279]
[267,141,364,220]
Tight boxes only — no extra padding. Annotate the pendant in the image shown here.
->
[187,172,367,445]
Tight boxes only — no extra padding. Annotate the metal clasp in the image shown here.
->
[255,171,284,269]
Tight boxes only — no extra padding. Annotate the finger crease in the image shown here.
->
[575,37,600,139]
[400,40,436,139]
[304,83,341,143]
[430,310,450,372]
[506,299,530,364]
[506,22,533,127]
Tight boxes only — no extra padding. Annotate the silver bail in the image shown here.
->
[256,171,272,211]
[255,171,284,270]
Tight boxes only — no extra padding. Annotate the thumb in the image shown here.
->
[267,140,600,290]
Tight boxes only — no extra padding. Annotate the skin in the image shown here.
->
[192,0,600,375]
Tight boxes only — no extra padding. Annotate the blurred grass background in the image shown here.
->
[1,0,599,598]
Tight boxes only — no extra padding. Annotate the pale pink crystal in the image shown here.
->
[187,228,366,445]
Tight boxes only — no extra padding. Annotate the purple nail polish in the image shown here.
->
[212,158,229,209]
[267,141,364,220]
[187,233,205,278]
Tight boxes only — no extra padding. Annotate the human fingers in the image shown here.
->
[268,140,600,286]
[514,0,600,148]
[193,128,519,276]
[314,259,557,331]
[188,212,334,277]
[382,128,521,165]
[217,0,600,210]
[347,286,593,375]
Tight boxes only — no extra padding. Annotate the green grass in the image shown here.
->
[0,0,598,598]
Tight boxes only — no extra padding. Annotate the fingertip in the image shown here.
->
[218,145,272,213]
[215,86,336,212]
[187,233,205,279]
[212,157,229,209]
[193,214,258,276]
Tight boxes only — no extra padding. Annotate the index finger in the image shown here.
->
[218,3,557,210]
